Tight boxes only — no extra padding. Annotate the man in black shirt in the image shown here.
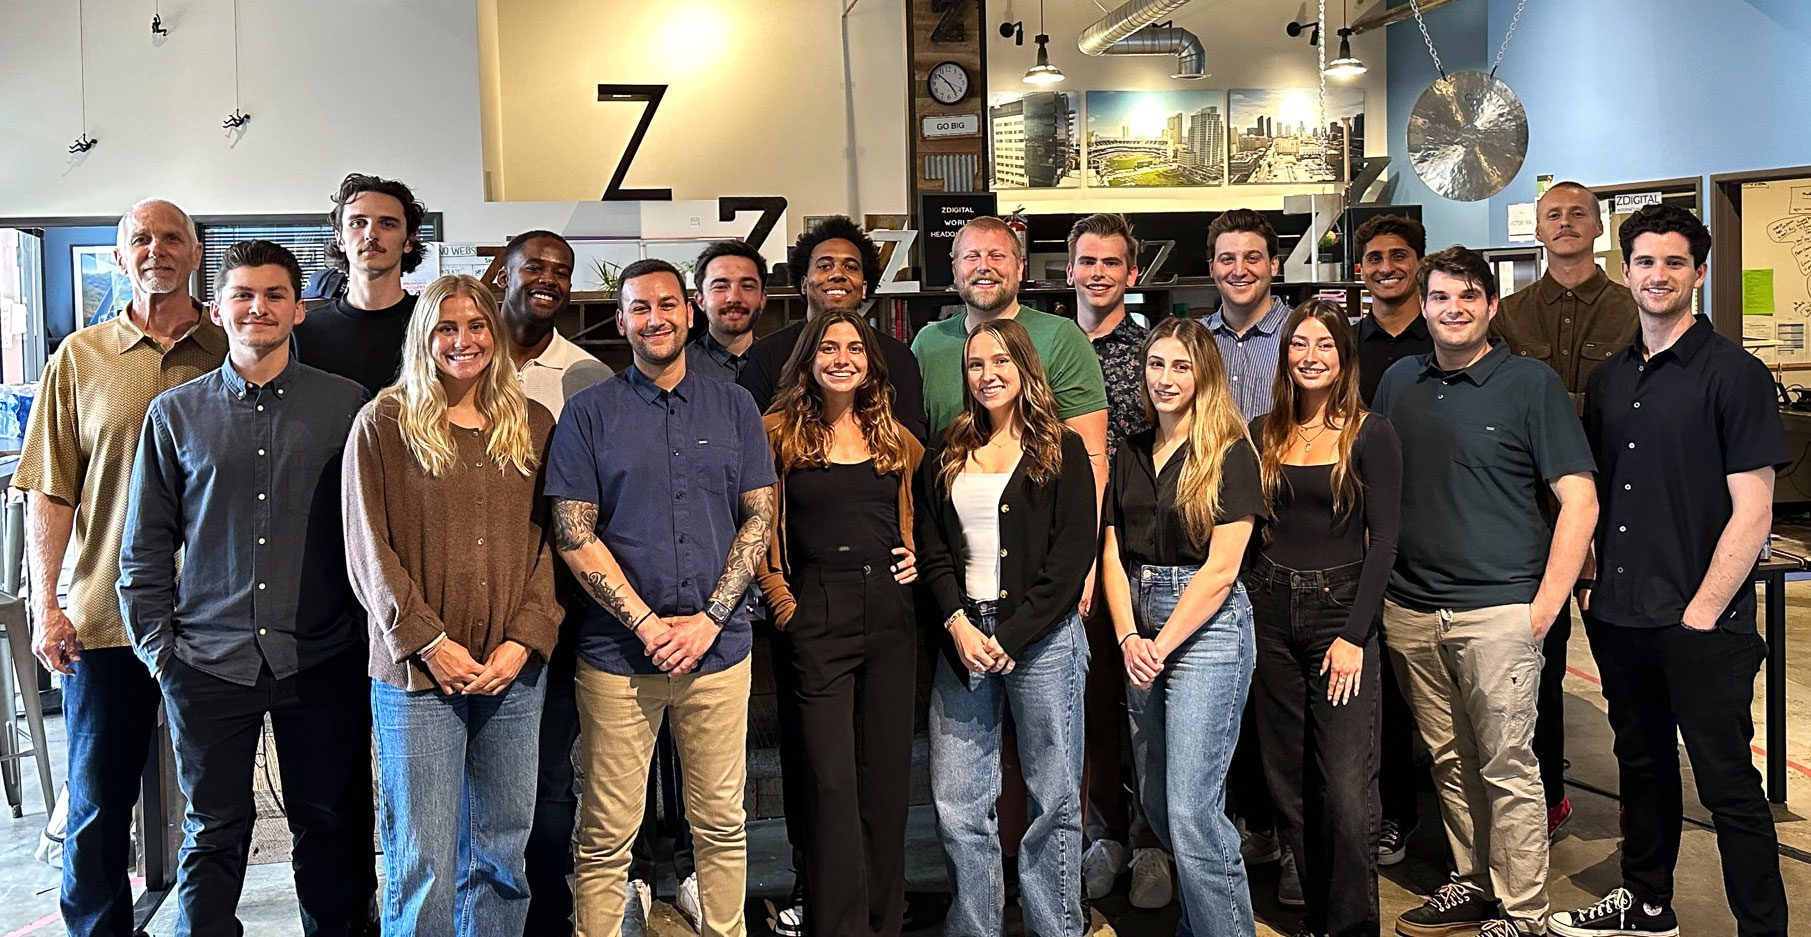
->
[1373,247,1597,937]
[1551,207,1788,937]
[737,217,927,440]
[292,173,426,395]
[685,240,767,384]
[1354,215,1433,406]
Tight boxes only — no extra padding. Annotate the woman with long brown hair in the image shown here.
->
[1246,299,1401,937]
[342,274,561,936]
[755,309,923,937]
[1099,316,1267,936]
[916,318,1096,937]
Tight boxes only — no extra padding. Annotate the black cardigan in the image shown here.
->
[915,431,1097,672]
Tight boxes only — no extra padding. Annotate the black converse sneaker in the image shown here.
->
[1394,883,1493,937]
[1549,888,1680,937]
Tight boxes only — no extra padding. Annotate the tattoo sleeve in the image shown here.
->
[550,497,649,631]
[709,484,776,611]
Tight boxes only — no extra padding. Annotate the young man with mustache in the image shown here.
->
[18,198,235,937]
[686,240,767,384]
[1552,205,1788,937]
[1372,247,1597,937]
[293,172,428,396]
[1493,181,1640,839]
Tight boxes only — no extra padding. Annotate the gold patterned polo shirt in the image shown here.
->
[14,307,226,650]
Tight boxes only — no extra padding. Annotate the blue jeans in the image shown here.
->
[60,645,162,937]
[1128,567,1256,937]
[930,605,1087,937]
[372,666,545,937]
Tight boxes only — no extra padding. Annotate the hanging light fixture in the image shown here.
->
[1324,0,1366,78]
[1023,0,1065,84]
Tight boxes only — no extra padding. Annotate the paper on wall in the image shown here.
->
[1507,202,1536,242]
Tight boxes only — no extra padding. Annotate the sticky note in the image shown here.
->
[1744,269,1774,316]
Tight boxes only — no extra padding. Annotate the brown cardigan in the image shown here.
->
[343,395,562,690]
[757,411,923,627]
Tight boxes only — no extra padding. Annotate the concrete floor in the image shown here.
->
[4,593,1810,935]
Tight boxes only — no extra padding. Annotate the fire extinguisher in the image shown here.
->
[1005,208,1030,282]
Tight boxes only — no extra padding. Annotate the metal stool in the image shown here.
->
[0,491,55,818]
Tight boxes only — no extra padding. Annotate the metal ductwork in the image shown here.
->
[1077,0,1205,80]
[1094,25,1206,79]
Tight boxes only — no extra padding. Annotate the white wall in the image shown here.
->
[983,0,1389,214]
[0,0,905,242]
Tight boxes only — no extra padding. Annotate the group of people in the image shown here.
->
[21,171,1789,937]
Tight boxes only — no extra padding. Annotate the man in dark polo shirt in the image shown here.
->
[685,239,767,385]
[738,217,927,439]
[547,259,777,937]
[1372,247,1598,937]
[1493,181,1640,837]
[292,173,427,395]
[1355,215,1433,406]
[1550,206,1788,937]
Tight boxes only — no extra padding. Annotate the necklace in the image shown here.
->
[1294,421,1331,454]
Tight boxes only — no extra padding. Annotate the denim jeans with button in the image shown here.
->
[930,603,1088,937]
[59,646,162,937]
[1128,567,1256,937]
[372,665,545,937]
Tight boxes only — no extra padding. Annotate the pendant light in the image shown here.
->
[1023,0,1065,85]
[1324,0,1366,78]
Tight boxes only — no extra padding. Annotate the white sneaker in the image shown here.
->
[1081,838,1129,900]
[623,878,653,937]
[772,881,806,937]
[676,872,703,933]
[1127,847,1174,909]
[1236,817,1282,865]
[1277,847,1304,908]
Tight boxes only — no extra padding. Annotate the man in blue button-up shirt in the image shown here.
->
[118,241,375,935]
[1199,208,1292,421]
[546,258,776,937]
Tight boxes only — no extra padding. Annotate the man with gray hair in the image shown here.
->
[17,198,227,935]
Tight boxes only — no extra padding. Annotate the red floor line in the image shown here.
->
[2,910,62,937]
[1565,665,1811,781]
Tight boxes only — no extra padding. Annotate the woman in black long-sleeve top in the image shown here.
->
[915,318,1097,937]
[1247,300,1402,937]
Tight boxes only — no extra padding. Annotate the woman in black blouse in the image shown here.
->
[916,318,1096,937]
[1100,317,1268,937]
[1247,299,1401,937]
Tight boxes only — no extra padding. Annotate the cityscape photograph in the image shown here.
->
[987,91,1082,189]
[1084,89,1227,188]
[1227,87,1366,184]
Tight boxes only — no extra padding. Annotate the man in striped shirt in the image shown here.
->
[1200,208,1291,420]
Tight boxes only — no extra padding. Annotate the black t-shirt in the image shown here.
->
[784,460,901,570]
[293,293,417,397]
[1256,415,1402,643]
[1108,430,1268,570]
[1584,317,1791,631]
[1357,313,1433,406]
[738,318,929,443]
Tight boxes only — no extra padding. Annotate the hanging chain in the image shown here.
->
[1489,0,1530,76]
[1316,0,1328,131]
[1406,0,1446,79]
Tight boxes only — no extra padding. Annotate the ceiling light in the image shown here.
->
[1023,2,1064,85]
[1326,28,1366,78]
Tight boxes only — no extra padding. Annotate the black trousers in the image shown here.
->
[788,565,917,937]
[1534,605,1572,809]
[1585,616,1788,936]
[1246,559,1380,937]
[526,625,582,936]
[158,647,375,937]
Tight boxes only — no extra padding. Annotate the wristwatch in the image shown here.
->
[705,598,735,628]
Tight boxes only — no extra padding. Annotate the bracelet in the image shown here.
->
[1117,632,1137,647]
[943,609,965,632]
[630,609,655,634]
[1575,578,1597,590]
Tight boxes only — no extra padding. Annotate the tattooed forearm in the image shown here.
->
[579,571,636,626]
[551,499,601,552]
[709,484,776,610]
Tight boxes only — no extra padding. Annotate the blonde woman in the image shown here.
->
[343,274,562,936]
[915,318,1096,937]
[1100,317,1267,937]
[1248,301,1400,937]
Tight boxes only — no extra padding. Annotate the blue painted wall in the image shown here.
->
[1386,0,1490,249]
[41,226,120,346]
[1480,0,1811,244]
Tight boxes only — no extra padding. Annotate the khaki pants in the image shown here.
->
[573,657,751,937]
[1381,601,1549,932]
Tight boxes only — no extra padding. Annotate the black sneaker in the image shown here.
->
[1549,888,1680,937]
[1394,883,1493,937]
[1377,818,1412,867]
[771,879,806,937]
